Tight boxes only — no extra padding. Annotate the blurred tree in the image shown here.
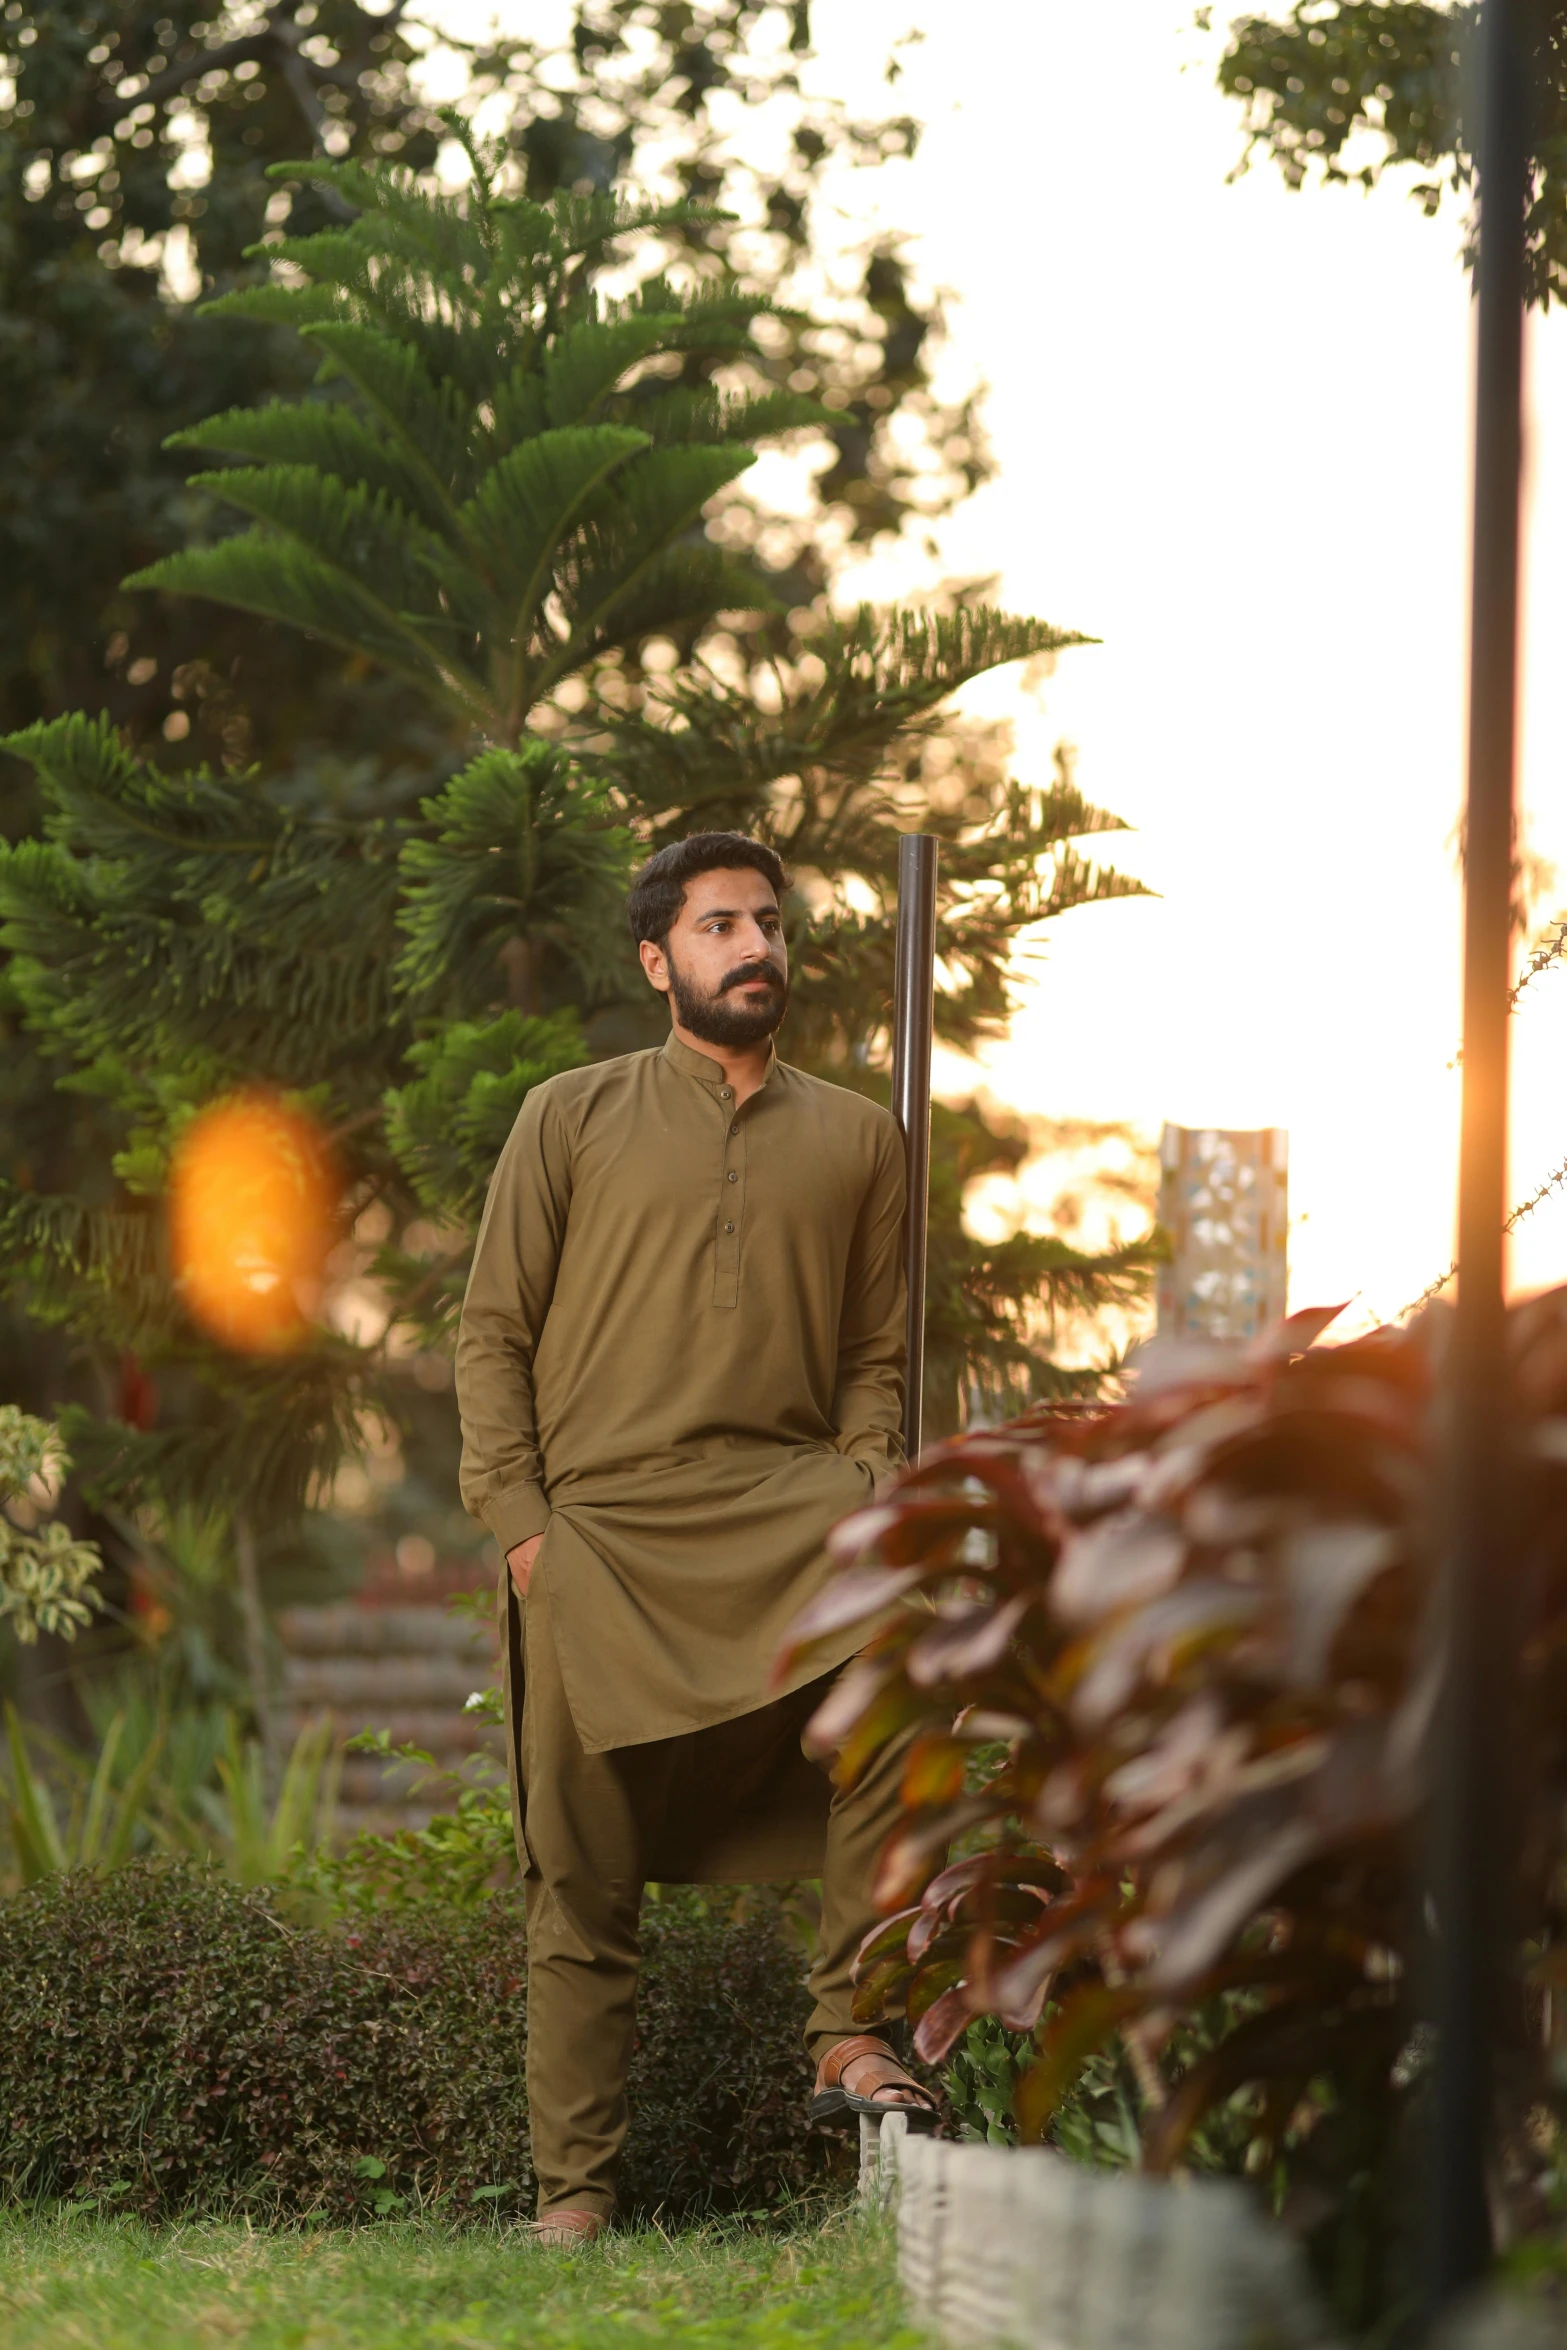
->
[0,151,1155,1577]
[0,0,1021,1718]
[1,0,441,767]
[0,0,982,770]
[1210,2,1567,304]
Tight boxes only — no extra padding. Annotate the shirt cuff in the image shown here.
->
[840,1436,906,1493]
[483,1480,552,1556]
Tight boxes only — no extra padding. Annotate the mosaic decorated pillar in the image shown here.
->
[1156,1126,1288,1341]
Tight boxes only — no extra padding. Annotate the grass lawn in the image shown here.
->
[0,2206,922,2350]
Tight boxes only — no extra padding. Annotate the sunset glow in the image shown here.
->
[169,1095,337,1353]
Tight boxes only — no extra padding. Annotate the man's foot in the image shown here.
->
[526,2207,606,2248]
[809,2033,940,2128]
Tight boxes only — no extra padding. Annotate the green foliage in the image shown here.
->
[784,1295,1567,2330]
[0,1408,102,1645]
[0,711,404,1104]
[924,1099,1163,1427]
[200,1712,340,1886]
[307,1707,517,1914]
[942,2016,1034,2145]
[0,0,979,758]
[1215,4,1567,305]
[2,1704,159,1881]
[0,643,1153,1531]
[0,0,985,1539]
[0,41,1158,1625]
[385,1013,591,1226]
[393,744,634,1017]
[1,1699,342,1891]
[0,1861,827,2223]
[127,142,795,741]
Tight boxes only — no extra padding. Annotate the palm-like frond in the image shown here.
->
[170,402,450,535]
[542,314,688,427]
[0,718,408,1101]
[60,1342,375,1529]
[601,604,1096,819]
[394,745,634,1017]
[459,424,649,666]
[384,1010,590,1223]
[302,324,476,498]
[0,1182,168,1344]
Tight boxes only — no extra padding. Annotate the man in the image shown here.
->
[456,831,937,2246]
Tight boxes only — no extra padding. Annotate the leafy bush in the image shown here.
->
[0,1407,100,1644]
[0,1860,828,2223]
[785,1298,1567,2330]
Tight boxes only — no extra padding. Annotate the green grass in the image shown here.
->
[0,2207,923,2350]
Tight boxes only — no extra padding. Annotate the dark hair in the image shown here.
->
[626,832,787,949]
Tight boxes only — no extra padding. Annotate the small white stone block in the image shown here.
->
[895,2130,952,2320]
[857,2108,911,2215]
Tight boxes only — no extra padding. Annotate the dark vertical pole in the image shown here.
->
[891,834,938,1462]
[1427,0,1529,2317]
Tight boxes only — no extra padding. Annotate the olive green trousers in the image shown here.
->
[516,1569,913,2221]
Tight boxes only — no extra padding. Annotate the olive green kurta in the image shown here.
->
[456,1032,907,1759]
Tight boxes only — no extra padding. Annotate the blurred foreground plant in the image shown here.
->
[1,1700,338,1891]
[782,1298,1567,2330]
[304,1693,517,1914]
[0,1406,101,1644]
[2,1703,162,1883]
[198,1712,340,1887]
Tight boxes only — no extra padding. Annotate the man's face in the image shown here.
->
[639,866,790,1048]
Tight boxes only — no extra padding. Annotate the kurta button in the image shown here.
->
[726,1169,738,1182]
[730,1121,739,1135]
[724,1220,735,1233]
[719,1088,732,1100]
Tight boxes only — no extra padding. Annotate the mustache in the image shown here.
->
[719,961,785,994]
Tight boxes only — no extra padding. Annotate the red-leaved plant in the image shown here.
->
[780,1299,1567,2319]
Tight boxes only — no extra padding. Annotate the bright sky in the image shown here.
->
[806,0,1567,1331]
[426,1,1567,1329]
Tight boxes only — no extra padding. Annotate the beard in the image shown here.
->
[666,949,789,1048]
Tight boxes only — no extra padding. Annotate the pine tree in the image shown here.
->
[0,145,1156,1600]
[0,0,982,1520]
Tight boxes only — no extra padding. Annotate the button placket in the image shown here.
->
[713,1087,746,1309]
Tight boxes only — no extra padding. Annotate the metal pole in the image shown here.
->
[1427,0,1529,2316]
[891,833,938,1461]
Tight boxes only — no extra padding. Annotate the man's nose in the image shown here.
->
[741,918,782,960]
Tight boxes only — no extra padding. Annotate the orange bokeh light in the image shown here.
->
[170,1094,338,1353]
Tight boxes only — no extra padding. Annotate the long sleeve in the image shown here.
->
[456,1081,574,1554]
[830,1113,908,1479]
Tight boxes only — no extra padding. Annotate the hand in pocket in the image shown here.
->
[507,1533,544,1598]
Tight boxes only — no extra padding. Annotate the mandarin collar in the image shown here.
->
[661,1031,777,1096]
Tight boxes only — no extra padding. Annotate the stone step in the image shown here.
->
[274,1563,503,1837]
[276,1602,496,1658]
[281,1653,492,1708]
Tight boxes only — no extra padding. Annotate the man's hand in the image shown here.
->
[507,1533,544,1599]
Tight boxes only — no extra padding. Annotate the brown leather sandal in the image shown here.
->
[809,2032,940,2130]
[526,2206,605,2248]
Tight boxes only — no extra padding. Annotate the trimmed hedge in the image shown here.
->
[0,1862,830,2222]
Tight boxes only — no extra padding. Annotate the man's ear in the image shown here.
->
[638,937,671,995]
